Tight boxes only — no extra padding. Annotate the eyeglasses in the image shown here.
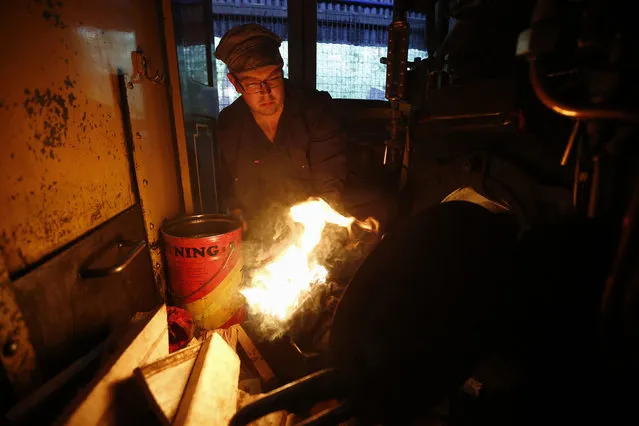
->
[234,71,283,94]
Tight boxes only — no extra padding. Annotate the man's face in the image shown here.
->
[229,65,285,117]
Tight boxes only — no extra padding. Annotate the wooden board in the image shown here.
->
[53,304,169,426]
[216,324,239,351]
[173,333,240,426]
[237,326,275,385]
[134,342,203,425]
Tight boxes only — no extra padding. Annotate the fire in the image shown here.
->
[240,198,378,324]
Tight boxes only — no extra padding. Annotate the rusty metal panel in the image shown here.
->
[0,1,140,274]
[0,0,186,403]
[11,205,157,381]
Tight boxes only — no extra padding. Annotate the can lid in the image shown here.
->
[162,214,241,238]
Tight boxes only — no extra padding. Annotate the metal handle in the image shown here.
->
[80,240,147,279]
[229,368,344,426]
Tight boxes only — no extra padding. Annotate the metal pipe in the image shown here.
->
[400,115,411,189]
[392,0,407,22]
[588,155,600,218]
[383,104,401,166]
[528,59,639,123]
[561,120,581,166]
[573,138,582,208]
[418,112,504,122]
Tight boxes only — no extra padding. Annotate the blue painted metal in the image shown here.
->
[330,0,393,8]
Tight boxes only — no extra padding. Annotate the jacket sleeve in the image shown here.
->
[216,113,243,213]
[306,91,347,207]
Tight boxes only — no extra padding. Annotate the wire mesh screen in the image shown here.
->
[179,45,207,87]
[174,1,215,118]
[317,0,427,100]
[174,0,428,113]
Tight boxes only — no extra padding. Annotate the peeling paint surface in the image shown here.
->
[0,1,140,273]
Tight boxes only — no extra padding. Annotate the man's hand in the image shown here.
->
[229,208,248,233]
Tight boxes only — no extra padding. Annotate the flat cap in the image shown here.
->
[214,24,283,73]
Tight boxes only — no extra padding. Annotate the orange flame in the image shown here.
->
[240,198,378,323]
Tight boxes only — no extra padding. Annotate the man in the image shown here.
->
[214,24,396,354]
[214,24,347,235]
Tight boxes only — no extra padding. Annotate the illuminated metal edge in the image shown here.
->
[123,66,183,302]
[161,0,195,215]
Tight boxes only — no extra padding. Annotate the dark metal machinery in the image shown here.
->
[232,0,639,424]
[395,0,639,422]
[513,2,639,418]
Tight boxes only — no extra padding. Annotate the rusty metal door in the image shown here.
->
[0,0,185,408]
[0,2,138,275]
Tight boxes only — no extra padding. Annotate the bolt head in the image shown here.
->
[3,339,18,357]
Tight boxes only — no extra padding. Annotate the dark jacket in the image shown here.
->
[216,81,347,221]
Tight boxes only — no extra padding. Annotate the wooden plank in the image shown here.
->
[236,326,275,385]
[53,304,169,426]
[135,325,249,425]
[216,324,239,351]
[173,333,240,426]
[134,342,203,425]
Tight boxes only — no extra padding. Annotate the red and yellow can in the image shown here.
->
[162,214,245,330]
